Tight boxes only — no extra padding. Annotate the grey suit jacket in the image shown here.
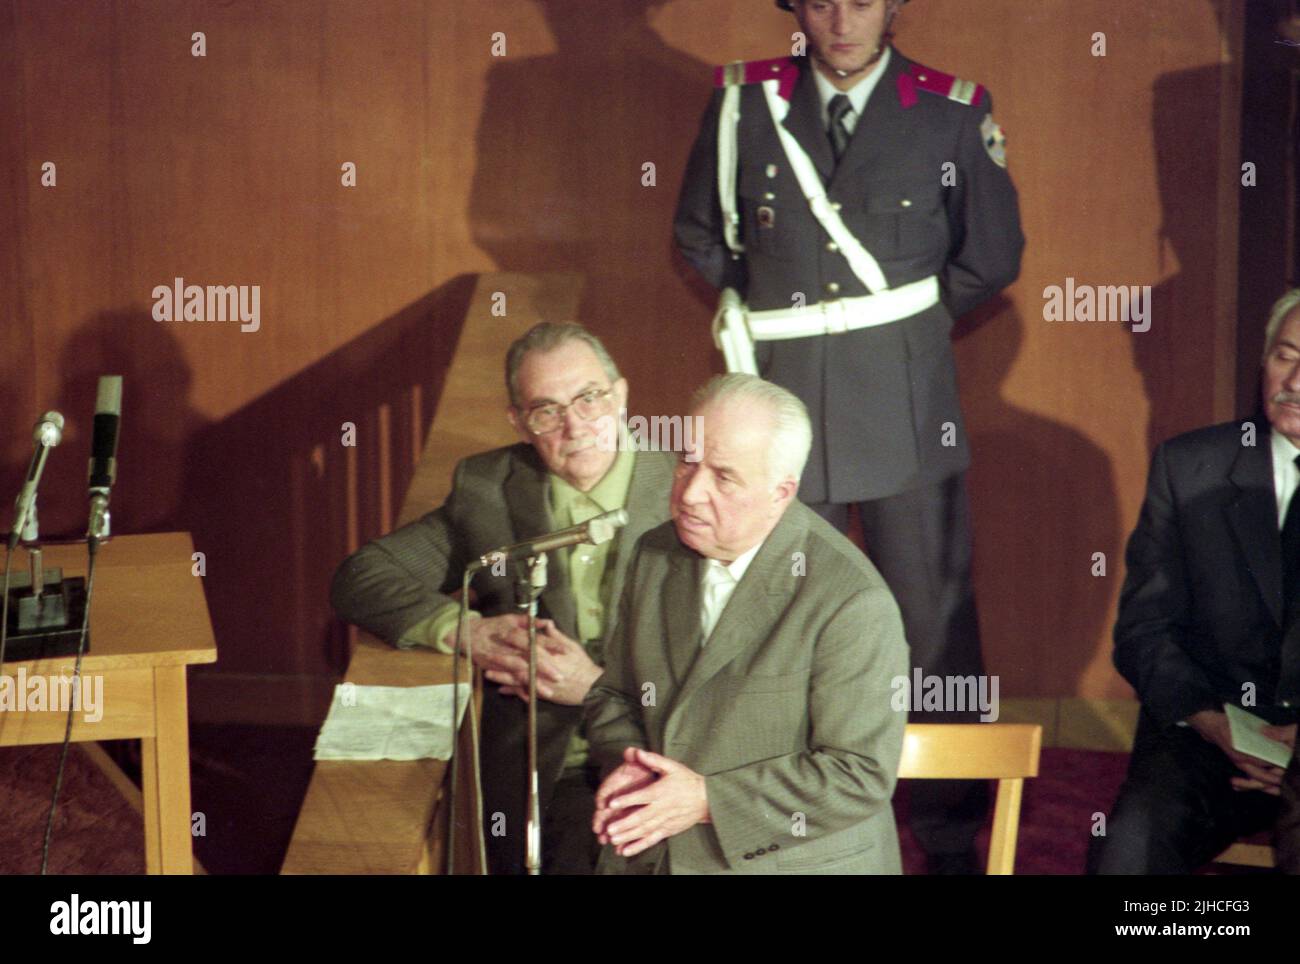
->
[674,49,1025,503]
[585,501,909,874]
[330,443,675,875]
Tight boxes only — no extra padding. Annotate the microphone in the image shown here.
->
[87,376,122,543]
[474,508,629,570]
[8,412,65,551]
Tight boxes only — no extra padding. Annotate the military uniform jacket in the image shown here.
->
[674,49,1025,503]
[330,443,675,875]
[585,502,909,874]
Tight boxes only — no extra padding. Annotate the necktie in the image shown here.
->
[700,561,735,643]
[1282,455,1300,629]
[828,94,853,164]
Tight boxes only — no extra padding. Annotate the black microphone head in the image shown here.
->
[88,375,122,490]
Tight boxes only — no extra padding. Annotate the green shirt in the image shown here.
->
[404,443,635,769]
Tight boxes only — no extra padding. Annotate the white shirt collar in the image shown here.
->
[1270,427,1300,528]
[812,47,891,130]
[1272,426,1300,464]
[707,540,763,584]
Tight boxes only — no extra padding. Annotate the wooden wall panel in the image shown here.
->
[0,0,1243,721]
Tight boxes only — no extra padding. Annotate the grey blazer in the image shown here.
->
[330,443,675,875]
[585,501,909,874]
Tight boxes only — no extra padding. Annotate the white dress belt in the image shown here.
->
[713,276,940,374]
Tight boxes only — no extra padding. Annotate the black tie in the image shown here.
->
[1281,455,1300,628]
[828,94,853,164]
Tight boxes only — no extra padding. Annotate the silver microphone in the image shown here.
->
[9,411,64,550]
[475,508,629,569]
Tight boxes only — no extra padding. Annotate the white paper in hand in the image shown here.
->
[1223,703,1292,769]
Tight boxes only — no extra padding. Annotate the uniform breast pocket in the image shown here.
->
[861,180,944,260]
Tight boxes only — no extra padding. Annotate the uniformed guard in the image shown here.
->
[673,0,1025,874]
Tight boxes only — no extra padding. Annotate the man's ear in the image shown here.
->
[506,406,530,443]
[773,476,799,509]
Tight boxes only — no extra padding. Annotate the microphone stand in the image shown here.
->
[443,510,624,875]
[447,563,487,875]
[516,554,547,876]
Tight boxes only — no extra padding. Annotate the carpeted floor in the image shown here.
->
[0,723,318,875]
[2,740,1150,875]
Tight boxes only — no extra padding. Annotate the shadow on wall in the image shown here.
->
[957,301,1120,706]
[1137,0,1244,452]
[468,0,720,419]
[0,280,473,700]
[180,275,476,692]
[0,311,206,544]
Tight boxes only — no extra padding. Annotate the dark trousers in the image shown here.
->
[808,472,989,856]
[1087,710,1281,874]
[541,766,602,875]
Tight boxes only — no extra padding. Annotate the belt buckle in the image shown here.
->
[820,298,849,336]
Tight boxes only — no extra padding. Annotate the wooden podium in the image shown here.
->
[0,532,217,874]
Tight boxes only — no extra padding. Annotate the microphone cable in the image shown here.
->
[39,538,99,875]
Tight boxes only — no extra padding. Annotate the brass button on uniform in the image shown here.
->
[830,201,842,212]
[763,191,775,201]
[826,282,841,295]
[826,241,839,253]
[901,199,913,208]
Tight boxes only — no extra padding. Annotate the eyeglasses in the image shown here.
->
[523,387,615,435]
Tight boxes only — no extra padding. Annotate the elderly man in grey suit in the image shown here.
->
[331,322,674,875]
[585,374,908,874]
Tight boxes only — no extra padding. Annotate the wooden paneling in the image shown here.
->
[0,1,1244,719]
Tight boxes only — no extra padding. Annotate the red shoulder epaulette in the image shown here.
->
[714,57,800,101]
[897,62,985,110]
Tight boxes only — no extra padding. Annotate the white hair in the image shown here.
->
[1262,289,1300,362]
[691,374,812,486]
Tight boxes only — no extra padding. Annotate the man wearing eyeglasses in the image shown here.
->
[331,322,675,875]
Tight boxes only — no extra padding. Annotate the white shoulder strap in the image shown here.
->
[760,80,889,294]
[718,83,744,256]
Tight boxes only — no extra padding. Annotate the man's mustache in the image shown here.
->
[1274,392,1300,406]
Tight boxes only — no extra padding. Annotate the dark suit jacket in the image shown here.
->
[673,49,1024,503]
[585,501,909,874]
[1281,752,1300,873]
[1114,420,1300,727]
[330,444,674,874]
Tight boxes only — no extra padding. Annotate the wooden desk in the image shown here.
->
[280,634,482,874]
[0,532,217,874]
